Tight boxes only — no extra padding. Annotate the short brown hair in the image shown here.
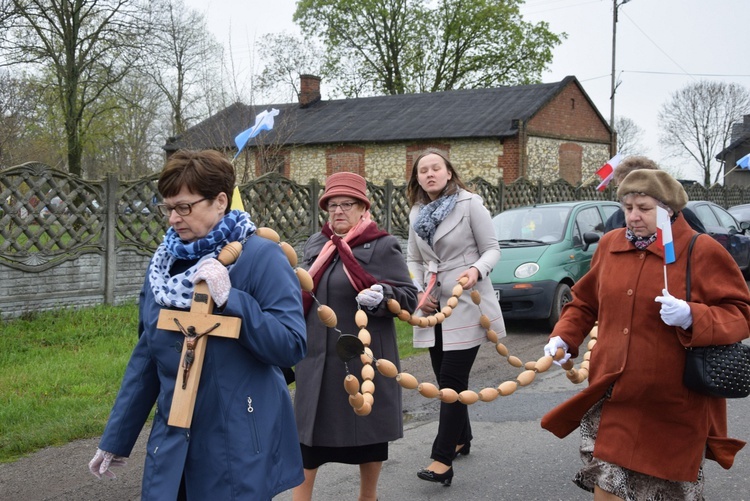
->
[407,150,469,206]
[613,155,659,185]
[158,150,235,213]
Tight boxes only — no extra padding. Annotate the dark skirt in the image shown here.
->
[300,442,388,469]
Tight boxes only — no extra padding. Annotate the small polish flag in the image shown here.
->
[595,153,623,191]
[656,206,675,264]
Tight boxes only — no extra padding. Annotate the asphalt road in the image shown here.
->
[2,320,749,500]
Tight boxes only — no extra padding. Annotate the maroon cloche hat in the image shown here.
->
[318,172,371,211]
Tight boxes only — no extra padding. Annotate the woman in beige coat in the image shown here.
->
[406,150,506,486]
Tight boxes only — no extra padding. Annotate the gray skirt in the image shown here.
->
[574,389,705,501]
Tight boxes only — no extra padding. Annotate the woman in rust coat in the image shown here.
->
[542,167,750,500]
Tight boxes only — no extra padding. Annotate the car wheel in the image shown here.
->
[548,283,572,329]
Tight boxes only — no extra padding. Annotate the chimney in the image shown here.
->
[299,74,321,108]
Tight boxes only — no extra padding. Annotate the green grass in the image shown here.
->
[0,304,140,463]
[0,303,424,463]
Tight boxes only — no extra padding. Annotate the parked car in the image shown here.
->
[490,201,620,328]
[728,203,750,226]
[686,200,750,277]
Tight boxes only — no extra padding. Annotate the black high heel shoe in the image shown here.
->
[453,442,471,459]
[417,466,453,486]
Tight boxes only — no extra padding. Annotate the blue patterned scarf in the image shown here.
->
[413,193,459,247]
[148,210,256,308]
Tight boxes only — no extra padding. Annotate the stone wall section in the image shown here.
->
[286,139,503,184]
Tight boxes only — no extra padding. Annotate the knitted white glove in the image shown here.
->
[192,258,231,307]
[356,284,384,308]
[655,289,692,329]
[88,448,127,479]
[544,336,571,366]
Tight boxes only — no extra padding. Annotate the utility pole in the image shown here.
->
[610,0,631,129]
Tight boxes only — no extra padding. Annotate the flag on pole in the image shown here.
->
[737,152,750,170]
[233,108,280,159]
[230,186,245,211]
[656,206,675,264]
[595,153,623,191]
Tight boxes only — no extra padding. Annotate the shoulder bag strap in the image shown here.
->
[685,233,701,301]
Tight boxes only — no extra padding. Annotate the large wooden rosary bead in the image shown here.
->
[317,305,337,327]
[355,310,368,329]
[486,329,498,343]
[354,401,372,416]
[396,372,419,389]
[418,382,440,398]
[255,227,280,243]
[517,370,536,386]
[438,388,459,403]
[447,295,459,308]
[458,390,479,404]
[361,364,375,381]
[361,379,375,395]
[441,306,453,317]
[470,290,482,305]
[398,309,412,321]
[507,355,523,368]
[361,347,373,365]
[376,359,398,378]
[479,314,491,329]
[496,343,509,357]
[358,328,371,347]
[478,388,500,402]
[387,299,402,314]
[296,268,314,292]
[217,241,243,265]
[349,392,365,409]
[344,374,360,395]
[279,241,298,267]
[534,355,553,373]
[498,381,518,396]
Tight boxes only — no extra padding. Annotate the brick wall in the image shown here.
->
[0,251,149,319]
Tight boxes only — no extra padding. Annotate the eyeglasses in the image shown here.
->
[327,202,358,212]
[156,197,208,217]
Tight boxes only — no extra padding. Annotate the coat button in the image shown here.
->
[627,289,633,296]
[623,328,629,335]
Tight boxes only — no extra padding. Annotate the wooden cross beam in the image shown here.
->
[157,282,241,428]
[156,242,244,429]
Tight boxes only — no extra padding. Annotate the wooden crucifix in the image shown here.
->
[156,242,243,429]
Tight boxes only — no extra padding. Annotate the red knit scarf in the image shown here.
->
[302,215,389,315]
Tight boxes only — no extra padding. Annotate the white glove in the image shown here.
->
[544,336,571,366]
[356,284,384,308]
[88,448,127,479]
[655,288,692,329]
[192,258,231,307]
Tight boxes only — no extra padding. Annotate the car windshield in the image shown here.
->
[493,206,572,243]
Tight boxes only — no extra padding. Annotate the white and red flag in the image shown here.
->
[595,153,623,191]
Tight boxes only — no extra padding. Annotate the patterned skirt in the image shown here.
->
[574,390,705,501]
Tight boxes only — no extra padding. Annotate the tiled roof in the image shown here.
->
[164,76,584,152]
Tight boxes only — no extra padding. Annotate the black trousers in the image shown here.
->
[428,324,480,466]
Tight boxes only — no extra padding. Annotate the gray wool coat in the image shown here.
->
[294,232,418,448]
[408,189,506,350]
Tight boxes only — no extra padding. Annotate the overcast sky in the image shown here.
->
[186,0,750,182]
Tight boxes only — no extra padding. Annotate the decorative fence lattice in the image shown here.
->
[3,162,750,270]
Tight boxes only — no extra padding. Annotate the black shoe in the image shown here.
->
[417,466,453,486]
[453,442,471,459]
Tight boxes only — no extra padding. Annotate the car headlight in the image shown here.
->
[514,262,539,279]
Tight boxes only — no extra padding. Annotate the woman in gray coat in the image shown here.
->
[293,172,418,501]
[407,150,506,486]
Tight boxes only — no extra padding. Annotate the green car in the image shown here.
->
[490,201,620,329]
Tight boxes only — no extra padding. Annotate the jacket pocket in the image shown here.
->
[245,395,262,454]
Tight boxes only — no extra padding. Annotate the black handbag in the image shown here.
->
[682,233,750,398]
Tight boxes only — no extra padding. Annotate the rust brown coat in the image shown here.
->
[541,215,750,482]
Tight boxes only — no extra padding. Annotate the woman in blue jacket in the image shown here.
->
[88,150,307,500]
